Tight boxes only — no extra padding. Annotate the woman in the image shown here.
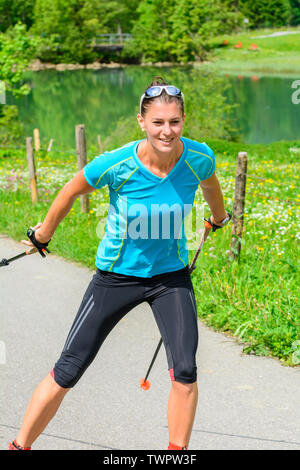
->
[9,77,230,451]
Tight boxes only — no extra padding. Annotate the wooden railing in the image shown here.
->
[89,34,133,46]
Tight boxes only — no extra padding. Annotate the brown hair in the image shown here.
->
[140,76,184,117]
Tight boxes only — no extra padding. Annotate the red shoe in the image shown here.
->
[9,440,31,450]
[168,442,188,450]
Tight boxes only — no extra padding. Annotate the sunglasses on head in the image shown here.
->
[139,85,184,114]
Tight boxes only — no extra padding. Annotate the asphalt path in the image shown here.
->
[0,234,299,450]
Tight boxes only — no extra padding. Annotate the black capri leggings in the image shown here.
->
[51,266,199,388]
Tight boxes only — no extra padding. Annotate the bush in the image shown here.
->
[0,105,23,145]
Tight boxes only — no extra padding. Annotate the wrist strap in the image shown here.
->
[27,228,51,258]
[205,212,232,232]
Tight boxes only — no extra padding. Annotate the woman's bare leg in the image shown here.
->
[167,381,198,448]
[15,373,70,448]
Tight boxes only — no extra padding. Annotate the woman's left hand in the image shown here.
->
[210,213,229,227]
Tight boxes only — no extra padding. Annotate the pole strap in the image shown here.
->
[26,228,51,258]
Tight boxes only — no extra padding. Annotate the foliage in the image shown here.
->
[126,0,244,63]
[290,0,300,25]
[239,0,292,28]
[169,0,244,62]
[0,23,38,144]
[32,0,139,63]
[0,22,39,97]
[32,0,96,63]
[80,0,139,34]
[125,0,176,62]
[0,0,35,32]
[0,105,23,144]
[0,0,299,64]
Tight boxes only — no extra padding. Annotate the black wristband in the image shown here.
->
[27,228,51,258]
[205,212,232,232]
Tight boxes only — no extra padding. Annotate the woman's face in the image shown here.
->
[137,100,185,154]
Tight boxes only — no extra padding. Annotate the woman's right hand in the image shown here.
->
[21,222,49,248]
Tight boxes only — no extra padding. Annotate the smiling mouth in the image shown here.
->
[159,138,174,143]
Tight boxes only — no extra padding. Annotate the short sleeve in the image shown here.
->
[199,144,216,181]
[83,153,113,189]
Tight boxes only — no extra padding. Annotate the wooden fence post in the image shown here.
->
[33,128,40,152]
[26,137,38,204]
[75,124,89,213]
[230,152,248,259]
[47,138,54,152]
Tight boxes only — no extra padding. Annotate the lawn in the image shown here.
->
[0,139,299,366]
[209,26,300,75]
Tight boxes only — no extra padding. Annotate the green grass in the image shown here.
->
[208,26,300,75]
[0,140,299,366]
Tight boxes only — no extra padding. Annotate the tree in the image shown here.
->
[32,0,139,63]
[238,0,291,28]
[128,0,243,63]
[0,0,36,32]
[0,23,39,143]
[32,0,99,63]
[126,0,177,62]
[0,22,39,97]
[290,0,300,25]
[80,0,139,34]
[169,0,243,62]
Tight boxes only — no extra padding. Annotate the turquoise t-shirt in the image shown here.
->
[83,137,215,277]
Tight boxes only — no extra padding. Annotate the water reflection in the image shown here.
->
[10,66,300,148]
[225,74,300,144]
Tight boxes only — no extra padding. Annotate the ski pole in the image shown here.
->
[140,219,214,391]
[0,246,38,267]
[0,228,51,267]
[139,337,163,390]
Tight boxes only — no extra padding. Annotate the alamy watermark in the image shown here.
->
[291,80,300,104]
[0,81,6,104]
[95,200,205,250]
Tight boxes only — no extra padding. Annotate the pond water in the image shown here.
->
[10,66,300,150]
